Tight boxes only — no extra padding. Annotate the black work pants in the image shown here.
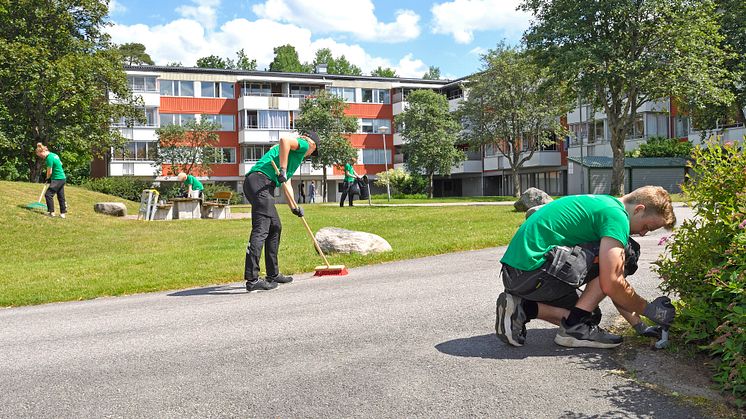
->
[45,180,67,214]
[339,181,354,207]
[243,172,281,281]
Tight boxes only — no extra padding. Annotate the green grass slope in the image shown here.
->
[0,181,524,307]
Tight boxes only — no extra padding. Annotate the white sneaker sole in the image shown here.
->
[554,334,622,349]
[496,295,523,347]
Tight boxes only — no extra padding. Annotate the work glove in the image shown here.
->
[291,206,304,217]
[44,177,51,184]
[277,168,288,184]
[643,296,676,327]
[634,322,663,339]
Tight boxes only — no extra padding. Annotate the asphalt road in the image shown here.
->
[0,205,701,418]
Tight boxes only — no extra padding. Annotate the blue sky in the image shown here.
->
[107,0,532,79]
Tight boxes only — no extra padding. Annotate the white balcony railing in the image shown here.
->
[239,128,296,144]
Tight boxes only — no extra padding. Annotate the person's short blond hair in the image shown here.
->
[624,186,676,230]
[35,142,48,155]
[177,172,187,181]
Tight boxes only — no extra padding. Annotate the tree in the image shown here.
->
[422,66,440,80]
[295,90,359,201]
[0,0,142,181]
[117,43,154,66]
[396,90,464,198]
[235,49,257,71]
[371,66,397,78]
[154,118,221,177]
[166,61,183,67]
[312,48,363,75]
[196,55,230,69]
[718,0,746,122]
[269,44,304,73]
[522,0,732,195]
[459,44,570,197]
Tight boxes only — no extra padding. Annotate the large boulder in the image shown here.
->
[94,202,127,217]
[315,227,392,255]
[514,187,553,212]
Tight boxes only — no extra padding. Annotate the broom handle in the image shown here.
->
[38,183,48,203]
[270,160,331,268]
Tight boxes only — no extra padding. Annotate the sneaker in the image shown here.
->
[267,274,293,284]
[246,279,278,292]
[60,213,66,219]
[495,292,527,347]
[554,318,623,349]
[46,212,56,217]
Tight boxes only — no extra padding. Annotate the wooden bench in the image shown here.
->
[202,191,233,219]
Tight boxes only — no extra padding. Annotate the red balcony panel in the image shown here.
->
[344,103,392,119]
[347,133,393,149]
[160,97,237,114]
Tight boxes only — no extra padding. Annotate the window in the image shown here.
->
[160,113,196,126]
[111,141,158,161]
[675,116,689,138]
[361,88,390,104]
[360,118,391,134]
[258,110,291,129]
[290,84,319,97]
[241,145,275,162]
[646,113,669,138]
[159,80,195,97]
[241,82,271,96]
[113,107,159,127]
[239,110,258,129]
[626,114,645,138]
[127,76,157,92]
[202,114,235,131]
[329,87,356,103]
[201,82,235,98]
[215,147,236,164]
[361,149,390,165]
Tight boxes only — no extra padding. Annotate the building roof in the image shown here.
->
[568,156,690,168]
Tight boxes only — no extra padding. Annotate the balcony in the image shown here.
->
[451,159,482,174]
[689,124,746,146]
[393,101,408,115]
[240,161,327,176]
[109,162,159,176]
[393,133,404,146]
[238,95,301,111]
[483,150,561,170]
[239,128,296,144]
[115,126,158,142]
[134,92,160,107]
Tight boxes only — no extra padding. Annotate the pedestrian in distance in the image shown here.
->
[35,143,67,218]
[298,180,306,204]
[243,131,319,292]
[339,157,360,207]
[308,181,316,203]
[177,172,204,199]
[496,186,677,349]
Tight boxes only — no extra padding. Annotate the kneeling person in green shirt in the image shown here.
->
[243,131,319,292]
[35,143,67,218]
[496,186,677,349]
[177,172,204,199]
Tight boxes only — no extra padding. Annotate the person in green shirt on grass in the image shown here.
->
[243,131,319,292]
[496,186,677,349]
[35,143,67,218]
[339,157,360,207]
[177,172,204,199]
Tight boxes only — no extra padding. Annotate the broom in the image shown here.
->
[24,183,48,210]
[270,160,348,276]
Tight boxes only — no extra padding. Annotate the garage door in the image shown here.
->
[631,168,685,193]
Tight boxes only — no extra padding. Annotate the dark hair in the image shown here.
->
[306,131,320,157]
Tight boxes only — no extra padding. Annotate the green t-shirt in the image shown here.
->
[344,163,357,182]
[184,175,203,190]
[249,138,310,186]
[45,152,66,180]
[501,195,630,271]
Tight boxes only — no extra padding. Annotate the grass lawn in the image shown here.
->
[0,181,524,307]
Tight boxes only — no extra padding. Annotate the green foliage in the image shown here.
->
[116,42,154,66]
[81,177,153,202]
[522,0,733,195]
[396,89,464,198]
[458,43,569,197]
[422,66,441,80]
[0,0,143,181]
[202,183,243,205]
[716,0,746,123]
[312,48,362,75]
[370,193,427,200]
[370,66,397,78]
[154,119,221,176]
[269,44,305,72]
[234,49,257,71]
[626,137,694,158]
[654,139,746,405]
[195,49,257,71]
[374,168,427,195]
[196,55,229,69]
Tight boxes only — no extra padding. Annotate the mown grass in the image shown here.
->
[0,181,524,307]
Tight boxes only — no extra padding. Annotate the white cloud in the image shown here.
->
[252,0,420,43]
[108,0,126,15]
[468,46,486,56]
[176,0,221,31]
[107,16,428,77]
[431,0,531,44]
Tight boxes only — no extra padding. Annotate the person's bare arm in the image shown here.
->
[598,236,648,315]
[46,167,52,180]
[613,302,643,326]
[278,136,300,173]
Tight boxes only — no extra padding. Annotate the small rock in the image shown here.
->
[514,187,553,212]
[525,204,546,219]
[315,227,392,255]
[94,202,127,217]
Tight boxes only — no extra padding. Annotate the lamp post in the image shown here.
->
[378,126,391,202]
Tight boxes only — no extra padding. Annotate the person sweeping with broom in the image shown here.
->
[242,132,319,292]
[35,143,67,218]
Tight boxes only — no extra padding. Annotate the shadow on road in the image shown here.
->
[435,331,608,360]
[167,284,245,297]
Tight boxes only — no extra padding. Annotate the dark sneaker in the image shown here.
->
[267,274,293,284]
[554,318,623,349]
[246,279,278,292]
[495,292,527,347]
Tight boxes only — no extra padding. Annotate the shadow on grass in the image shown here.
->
[167,284,246,297]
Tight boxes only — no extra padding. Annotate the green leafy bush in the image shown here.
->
[374,169,428,195]
[626,136,693,158]
[81,177,154,202]
[202,183,243,205]
[370,193,427,200]
[654,139,746,406]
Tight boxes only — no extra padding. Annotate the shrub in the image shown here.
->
[375,169,428,196]
[626,136,693,158]
[202,183,243,205]
[81,177,154,202]
[654,138,746,406]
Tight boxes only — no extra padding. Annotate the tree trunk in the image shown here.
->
[512,166,520,198]
[322,167,327,203]
[428,172,434,198]
[608,115,626,196]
